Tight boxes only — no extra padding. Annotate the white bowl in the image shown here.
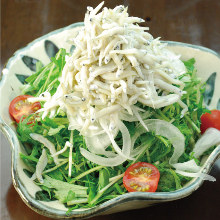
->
[0,22,220,219]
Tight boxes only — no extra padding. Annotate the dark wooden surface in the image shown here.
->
[1,0,220,219]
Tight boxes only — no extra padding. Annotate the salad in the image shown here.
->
[9,2,220,212]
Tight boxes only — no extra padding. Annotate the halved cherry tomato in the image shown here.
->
[200,110,220,134]
[123,162,160,192]
[9,95,41,123]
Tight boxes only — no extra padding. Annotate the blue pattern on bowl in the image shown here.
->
[44,40,59,58]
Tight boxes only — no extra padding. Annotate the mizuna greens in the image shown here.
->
[13,2,220,212]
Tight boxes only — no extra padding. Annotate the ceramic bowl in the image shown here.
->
[0,22,220,219]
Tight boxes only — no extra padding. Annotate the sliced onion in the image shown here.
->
[30,133,59,165]
[80,148,126,166]
[172,159,216,182]
[100,119,133,160]
[172,159,200,173]
[119,120,132,156]
[85,133,116,157]
[193,128,220,158]
[131,125,145,149]
[80,120,132,166]
[31,173,36,181]
[52,141,71,157]
[85,125,118,155]
[176,170,216,182]
[36,148,48,183]
[130,126,146,157]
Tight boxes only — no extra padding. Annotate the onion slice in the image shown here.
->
[172,159,200,173]
[193,128,220,158]
[35,148,48,183]
[80,148,127,166]
[30,133,59,165]
[100,119,133,160]
[85,133,116,157]
[175,170,216,182]
[85,127,118,157]
[80,120,132,166]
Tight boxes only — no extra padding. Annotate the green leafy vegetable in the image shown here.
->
[41,175,88,203]
[22,48,68,96]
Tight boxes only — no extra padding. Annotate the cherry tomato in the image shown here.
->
[200,110,220,134]
[9,95,41,123]
[123,162,160,192]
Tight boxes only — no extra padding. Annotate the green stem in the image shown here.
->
[169,169,182,190]
[185,115,201,133]
[69,165,104,183]
[47,78,58,91]
[114,183,124,195]
[41,50,62,93]
[153,113,164,121]
[96,194,121,204]
[41,63,56,93]
[196,85,201,104]
[33,63,52,87]
[59,168,69,182]
[146,149,151,163]
[186,95,190,107]
[157,136,169,147]
[90,175,122,205]
[150,141,160,158]
[43,159,68,174]
[128,138,154,167]
[20,153,38,162]
[157,110,170,121]
[162,105,171,114]
[158,160,169,168]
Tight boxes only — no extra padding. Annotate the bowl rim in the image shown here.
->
[1,22,220,219]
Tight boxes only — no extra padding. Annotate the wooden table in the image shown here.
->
[1,0,220,219]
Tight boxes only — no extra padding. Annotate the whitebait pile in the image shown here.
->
[29,2,219,180]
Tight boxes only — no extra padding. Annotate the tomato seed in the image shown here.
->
[145,185,150,191]
[130,182,135,186]
[146,168,152,174]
